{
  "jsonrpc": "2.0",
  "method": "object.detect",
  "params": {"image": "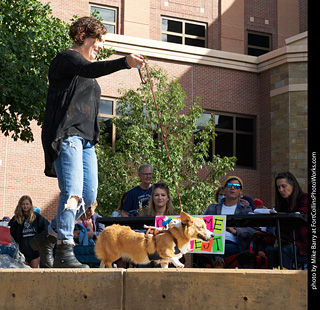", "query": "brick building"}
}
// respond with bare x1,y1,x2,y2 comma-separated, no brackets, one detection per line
0,0,308,220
